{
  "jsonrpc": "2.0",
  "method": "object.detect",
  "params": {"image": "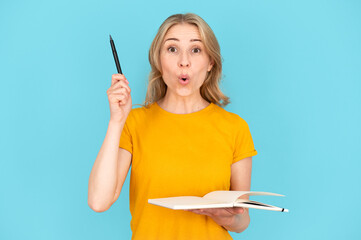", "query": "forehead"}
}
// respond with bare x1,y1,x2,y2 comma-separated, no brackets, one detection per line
164,23,201,41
